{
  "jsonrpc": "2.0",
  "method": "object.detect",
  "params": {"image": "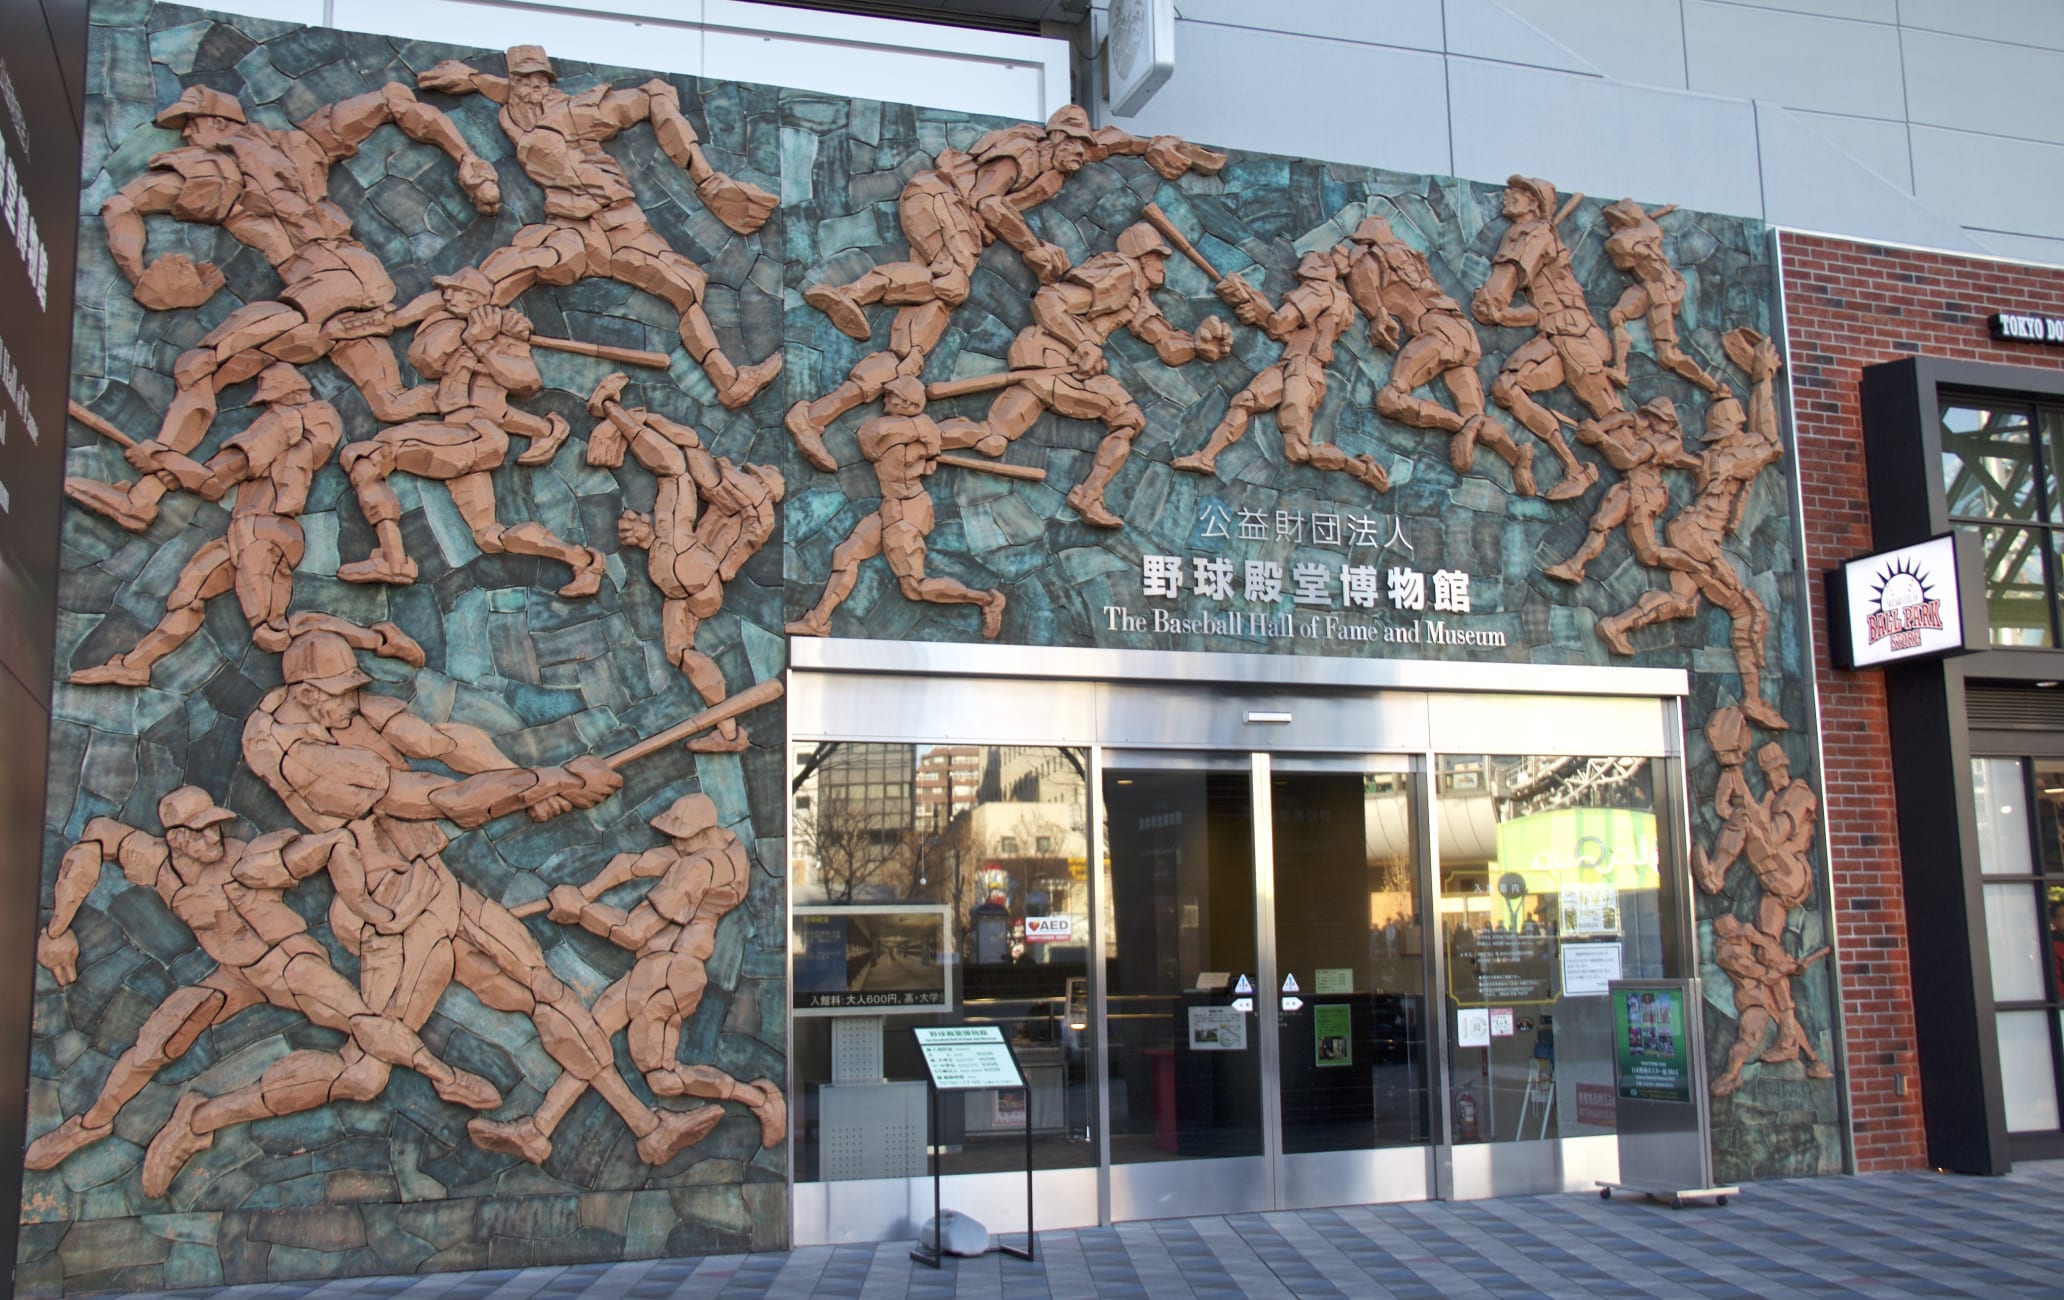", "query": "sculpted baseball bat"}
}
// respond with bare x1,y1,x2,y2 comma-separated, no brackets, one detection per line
936,453,1047,481
530,335,673,369
1141,202,1225,280
925,366,1073,400
603,676,786,771
69,401,136,449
